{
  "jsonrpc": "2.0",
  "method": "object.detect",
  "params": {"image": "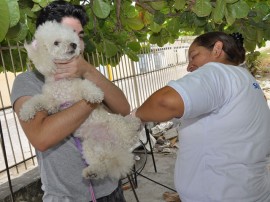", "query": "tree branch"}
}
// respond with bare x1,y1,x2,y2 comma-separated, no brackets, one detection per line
135,0,156,14
116,0,122,30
